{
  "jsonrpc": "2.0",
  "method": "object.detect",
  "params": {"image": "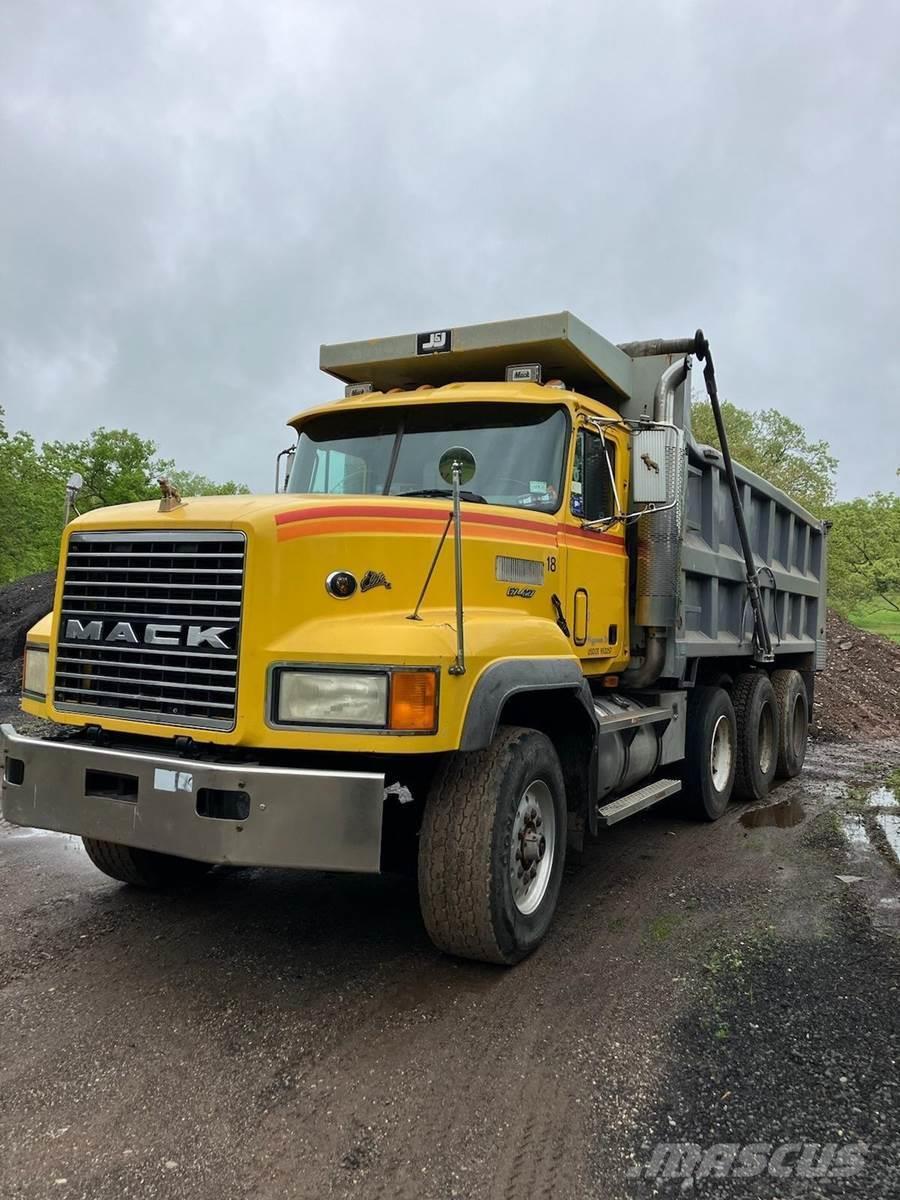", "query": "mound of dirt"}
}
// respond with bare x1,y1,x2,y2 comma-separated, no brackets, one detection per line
813,608,900,742
0,571,55,692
